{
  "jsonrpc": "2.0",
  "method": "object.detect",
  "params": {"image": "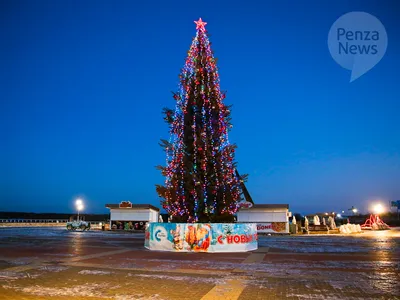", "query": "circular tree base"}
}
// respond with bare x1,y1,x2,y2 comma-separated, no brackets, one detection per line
145,223,258,252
